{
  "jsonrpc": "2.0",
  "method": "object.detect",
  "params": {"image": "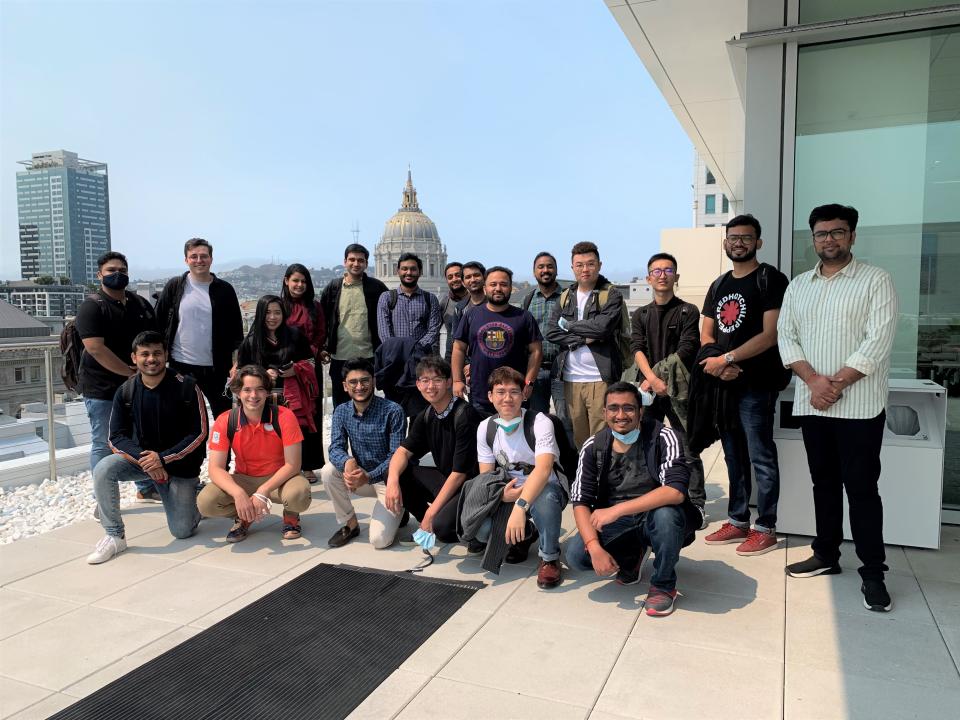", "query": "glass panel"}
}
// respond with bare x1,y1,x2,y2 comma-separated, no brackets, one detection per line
706,169,716,185
794,28,960,508
705,194,716,214
800,0,958,24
